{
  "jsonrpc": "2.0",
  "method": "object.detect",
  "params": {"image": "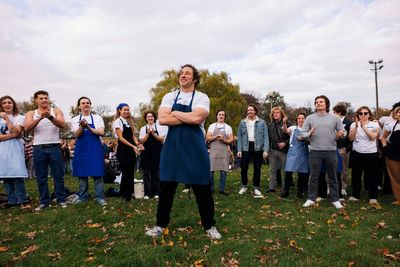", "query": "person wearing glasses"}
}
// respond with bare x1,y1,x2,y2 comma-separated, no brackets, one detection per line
348,106,380,205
